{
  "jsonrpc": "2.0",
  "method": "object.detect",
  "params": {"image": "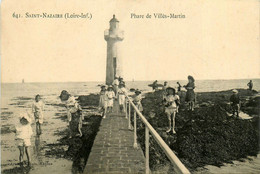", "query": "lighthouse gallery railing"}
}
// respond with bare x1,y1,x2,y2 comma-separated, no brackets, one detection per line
124,94,190,174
